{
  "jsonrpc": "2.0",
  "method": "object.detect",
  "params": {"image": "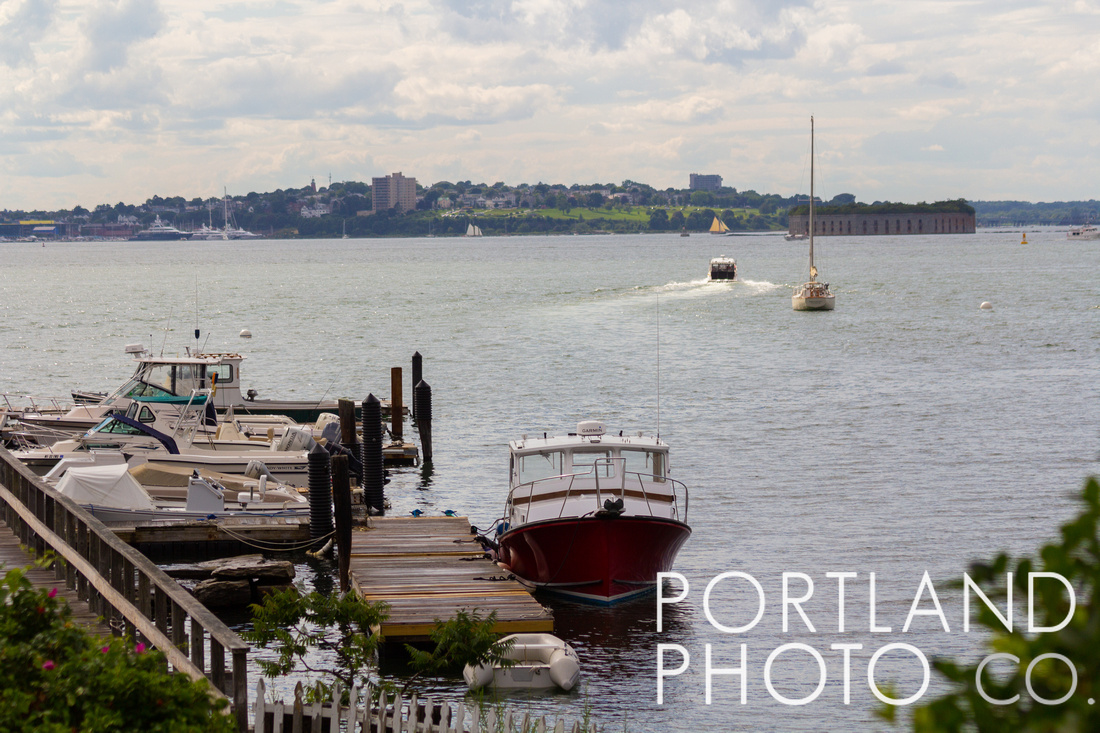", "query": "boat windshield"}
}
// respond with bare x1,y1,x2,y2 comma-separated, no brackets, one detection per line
571,448,613,478
93,418,145,435
515,451,563,485
621,448,665,480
